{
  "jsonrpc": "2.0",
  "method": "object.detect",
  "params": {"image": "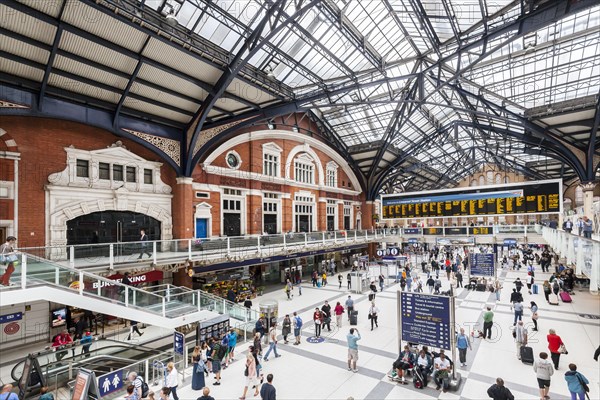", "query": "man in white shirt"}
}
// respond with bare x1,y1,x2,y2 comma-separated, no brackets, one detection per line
515,320,528,360
433,351,452,392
